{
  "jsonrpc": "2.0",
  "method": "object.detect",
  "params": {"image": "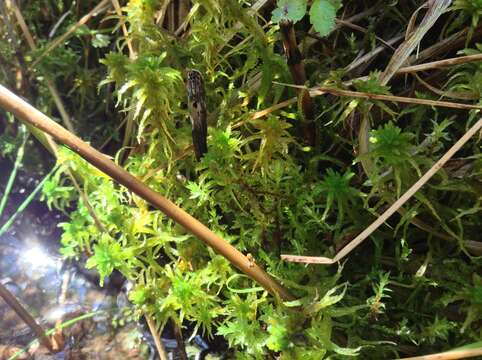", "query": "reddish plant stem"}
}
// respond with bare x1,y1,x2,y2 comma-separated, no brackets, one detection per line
0,283,53,351
279,20,316,147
